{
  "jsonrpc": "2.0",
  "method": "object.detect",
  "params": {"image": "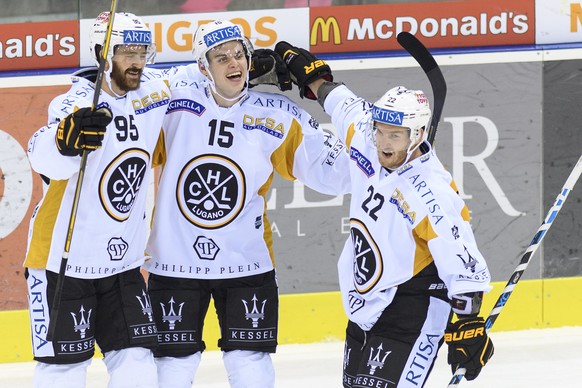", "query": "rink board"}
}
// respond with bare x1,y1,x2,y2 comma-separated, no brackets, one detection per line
1,277,581,363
